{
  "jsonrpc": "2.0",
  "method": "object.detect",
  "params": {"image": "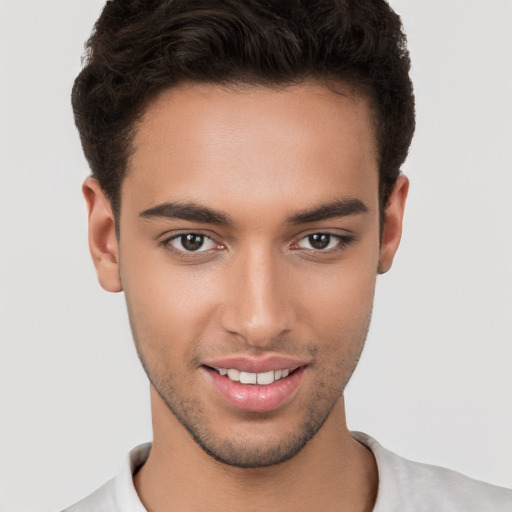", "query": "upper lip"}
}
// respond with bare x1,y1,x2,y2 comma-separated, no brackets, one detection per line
202,356,308,373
